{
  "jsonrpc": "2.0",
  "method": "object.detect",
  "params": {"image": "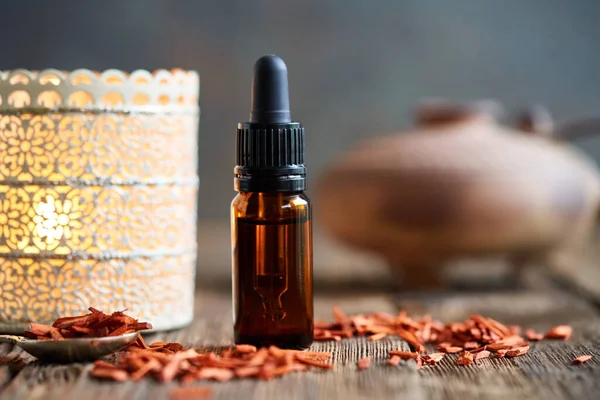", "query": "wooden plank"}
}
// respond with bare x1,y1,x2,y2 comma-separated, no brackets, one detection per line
3,287,599,400
0,347,24,393
1,252,599,399
391,288,600,400
0,290,415,400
